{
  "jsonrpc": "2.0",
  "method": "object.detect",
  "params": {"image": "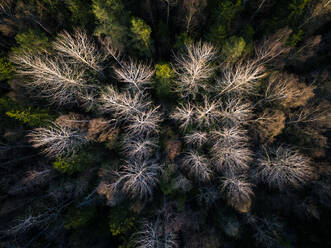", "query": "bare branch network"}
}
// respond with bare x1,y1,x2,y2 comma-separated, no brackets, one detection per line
173,41,217,98
253,146,315,191
28,123,88,158
11,27,312,217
